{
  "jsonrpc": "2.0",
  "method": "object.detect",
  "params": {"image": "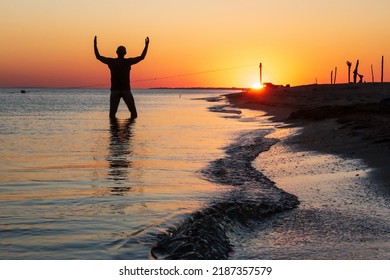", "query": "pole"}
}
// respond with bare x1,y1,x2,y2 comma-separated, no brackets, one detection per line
353,59,359,84
331,70,333,85
347,61,352,83
259,63,262,85
381,56,384,83
334,66,337,84
371,64,374,83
